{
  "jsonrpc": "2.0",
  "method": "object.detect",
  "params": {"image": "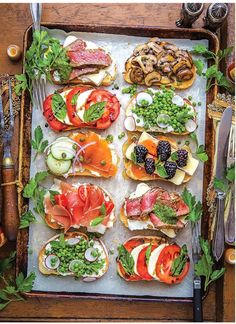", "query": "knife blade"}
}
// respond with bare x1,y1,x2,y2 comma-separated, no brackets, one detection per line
212,107,232,261
192,222,203,322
